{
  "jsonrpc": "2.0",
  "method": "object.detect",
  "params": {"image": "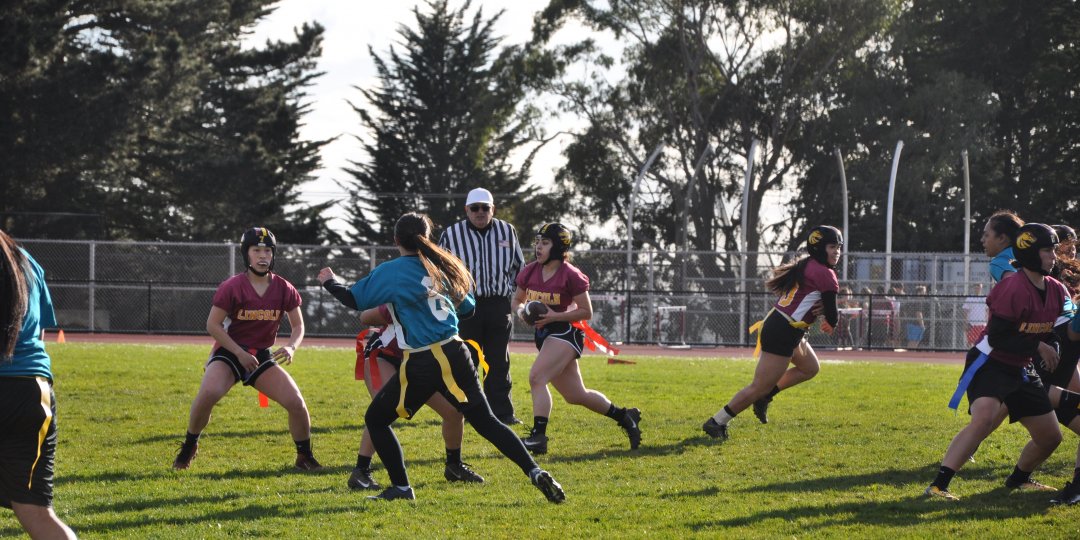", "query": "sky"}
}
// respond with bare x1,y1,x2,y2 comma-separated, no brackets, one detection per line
246,1,572,230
